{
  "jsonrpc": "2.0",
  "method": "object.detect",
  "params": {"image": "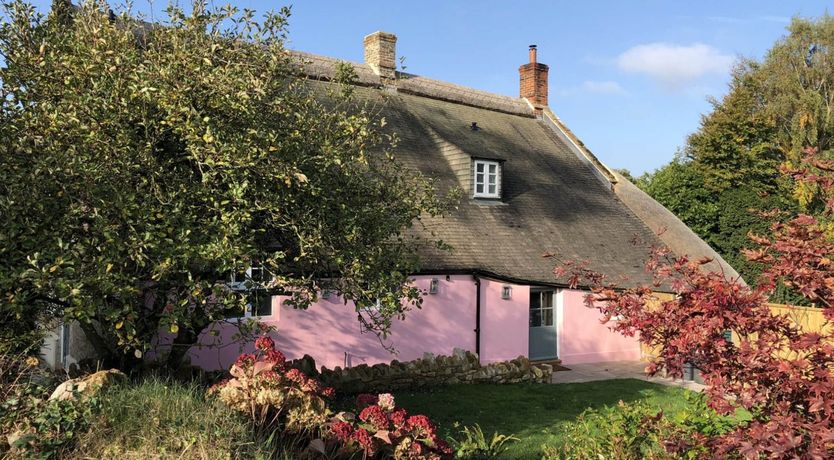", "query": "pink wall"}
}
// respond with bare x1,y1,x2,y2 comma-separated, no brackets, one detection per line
557,289,641,364
183,280,639,371
188,275,529,371
479,278,529,363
